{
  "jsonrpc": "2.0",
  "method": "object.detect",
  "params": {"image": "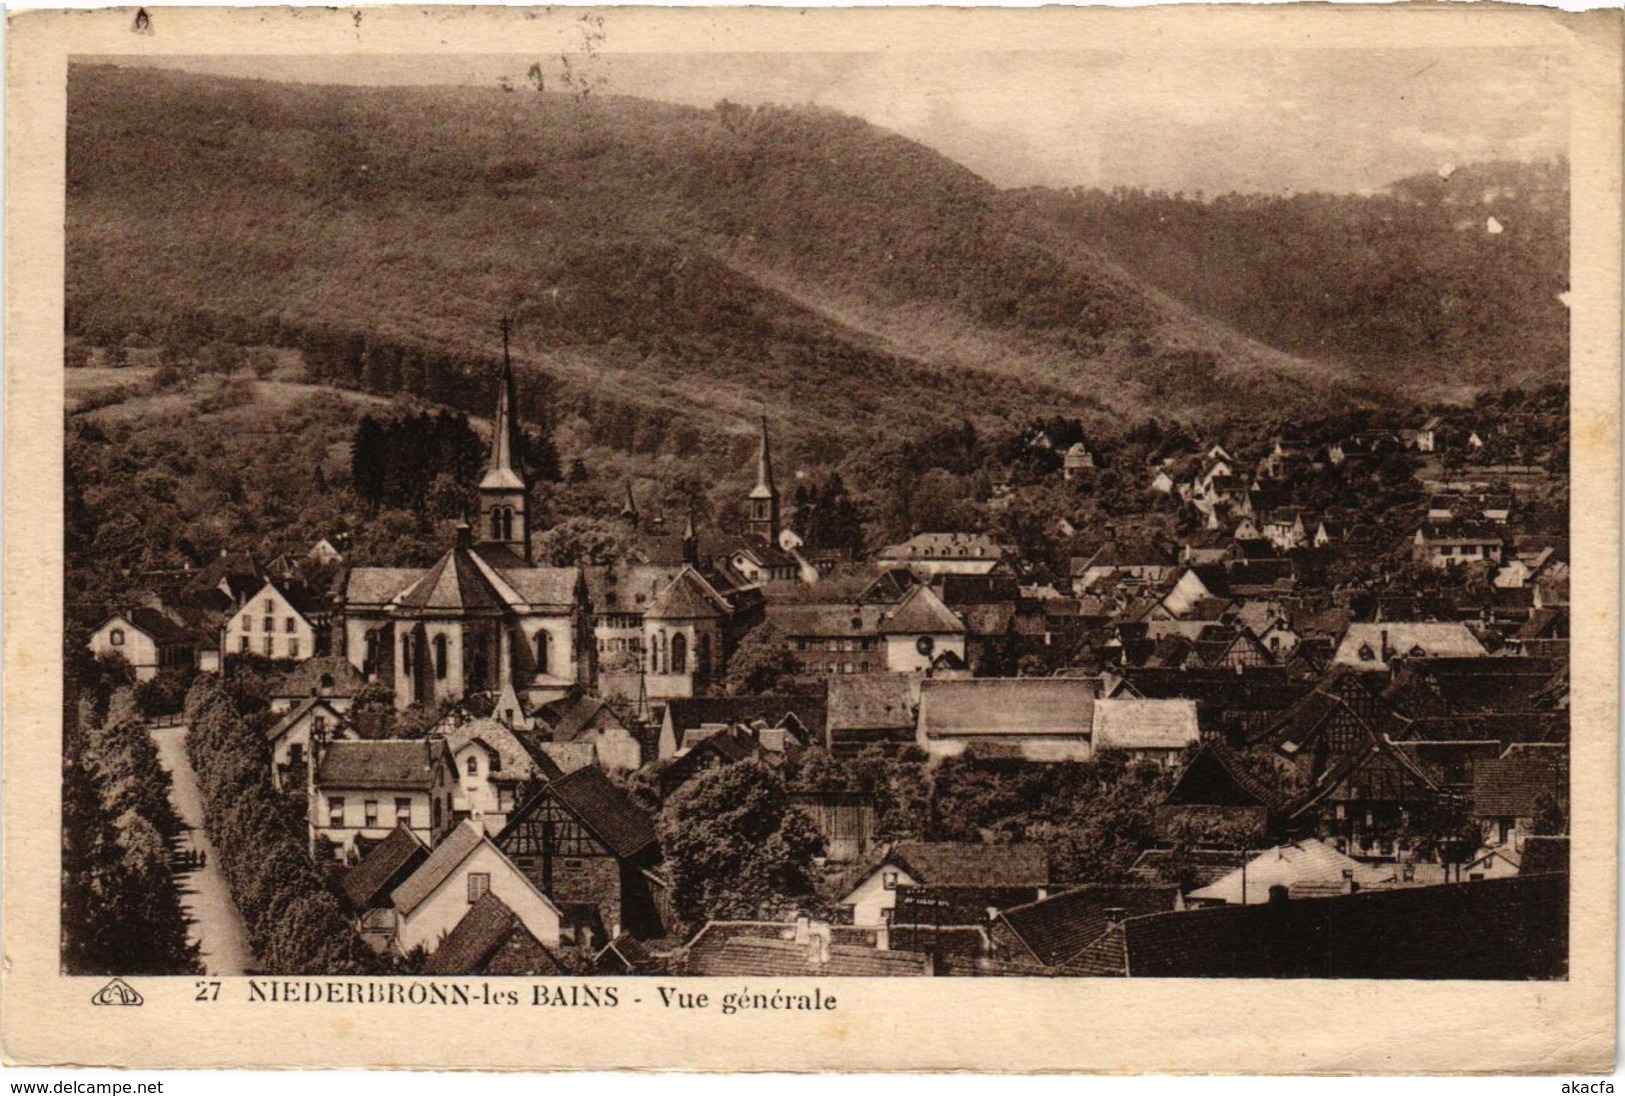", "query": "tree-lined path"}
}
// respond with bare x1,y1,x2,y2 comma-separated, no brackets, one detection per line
151,725,255,975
